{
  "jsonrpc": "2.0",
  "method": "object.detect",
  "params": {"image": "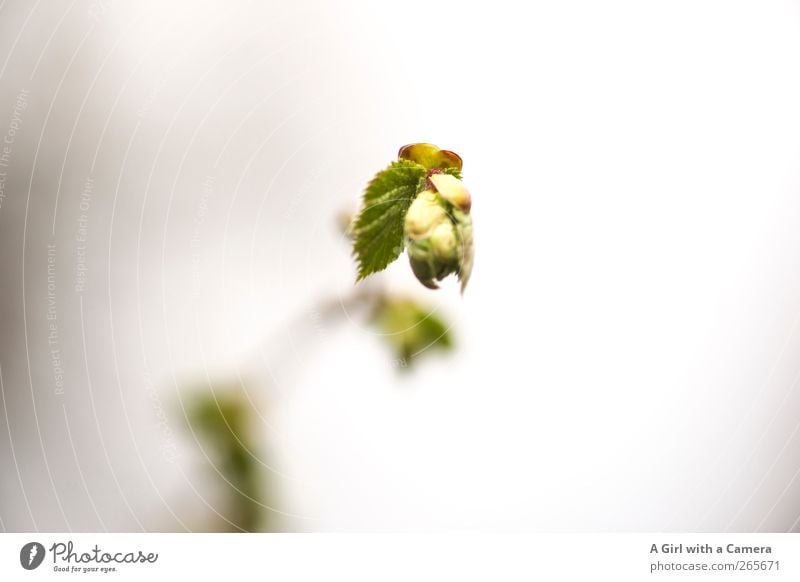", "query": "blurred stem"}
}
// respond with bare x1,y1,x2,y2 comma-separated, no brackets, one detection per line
183,216,453,531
